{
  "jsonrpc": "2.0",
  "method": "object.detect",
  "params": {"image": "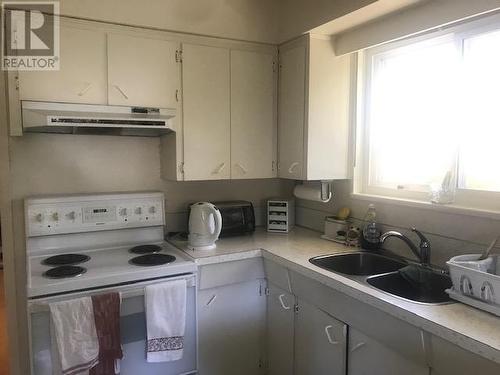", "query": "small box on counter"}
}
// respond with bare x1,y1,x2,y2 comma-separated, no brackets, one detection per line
267,198,295,233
